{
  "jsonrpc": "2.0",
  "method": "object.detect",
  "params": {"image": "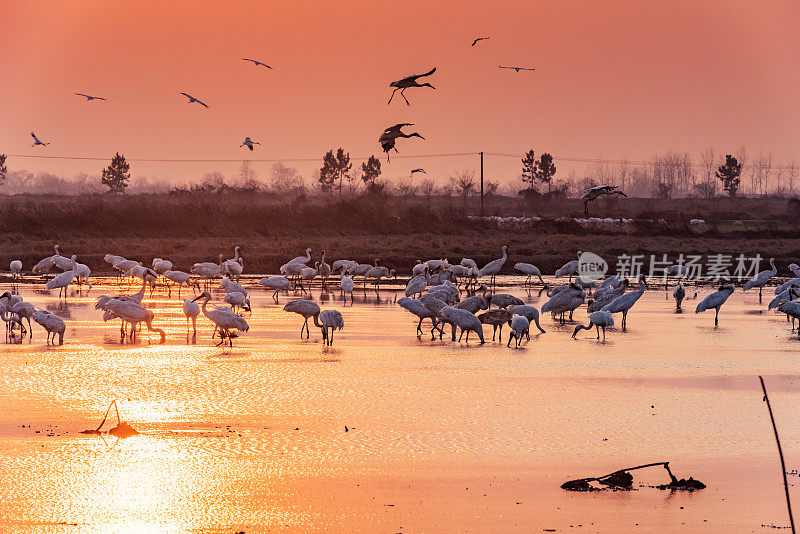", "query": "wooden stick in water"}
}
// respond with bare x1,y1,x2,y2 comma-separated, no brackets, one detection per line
759,375,796,534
